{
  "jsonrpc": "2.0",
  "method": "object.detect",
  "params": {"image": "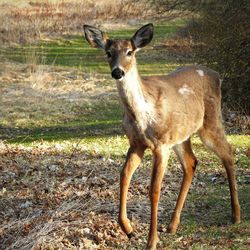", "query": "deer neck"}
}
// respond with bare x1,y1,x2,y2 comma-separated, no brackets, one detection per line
116,66,155,127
